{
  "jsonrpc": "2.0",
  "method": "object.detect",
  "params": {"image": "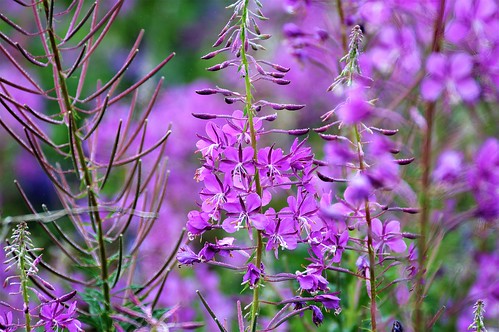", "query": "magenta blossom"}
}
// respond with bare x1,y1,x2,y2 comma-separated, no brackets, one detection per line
371,219,407,254
38,301,82,332
222,193,269,233
335,86,373,125
314,292,341,311
433,150,463,183
242,263,264,289
421,52,480,103
264,209,299,258
296,264,329,293
309,305,323,326
0,312,14,332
